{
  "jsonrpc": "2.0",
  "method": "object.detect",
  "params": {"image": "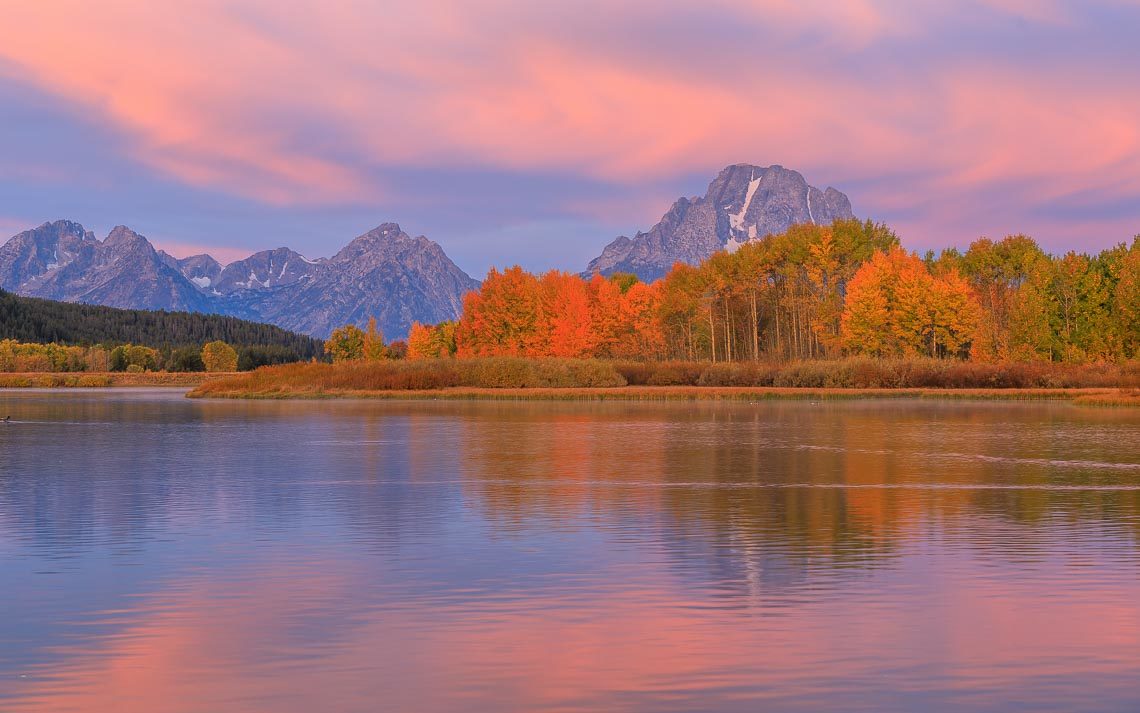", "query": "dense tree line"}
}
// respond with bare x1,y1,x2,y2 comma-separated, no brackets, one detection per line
404,221,1140,363
0,288,324,367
